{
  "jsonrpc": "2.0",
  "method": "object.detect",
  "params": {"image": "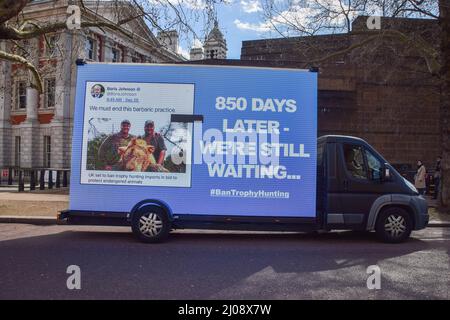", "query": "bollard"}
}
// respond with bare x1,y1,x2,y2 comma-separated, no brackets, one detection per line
8,167,12,185
48,170,53,189
30,170,36,191
63,170,68,187
56,170,61,188
18,170,24,192
40,169,45,190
